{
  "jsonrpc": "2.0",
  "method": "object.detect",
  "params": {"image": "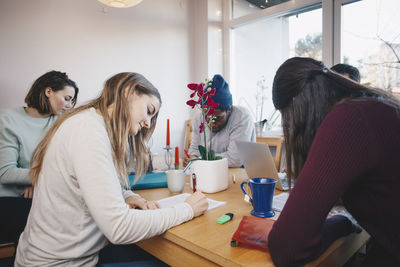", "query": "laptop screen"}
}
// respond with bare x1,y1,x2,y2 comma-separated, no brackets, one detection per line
236,140,288,191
